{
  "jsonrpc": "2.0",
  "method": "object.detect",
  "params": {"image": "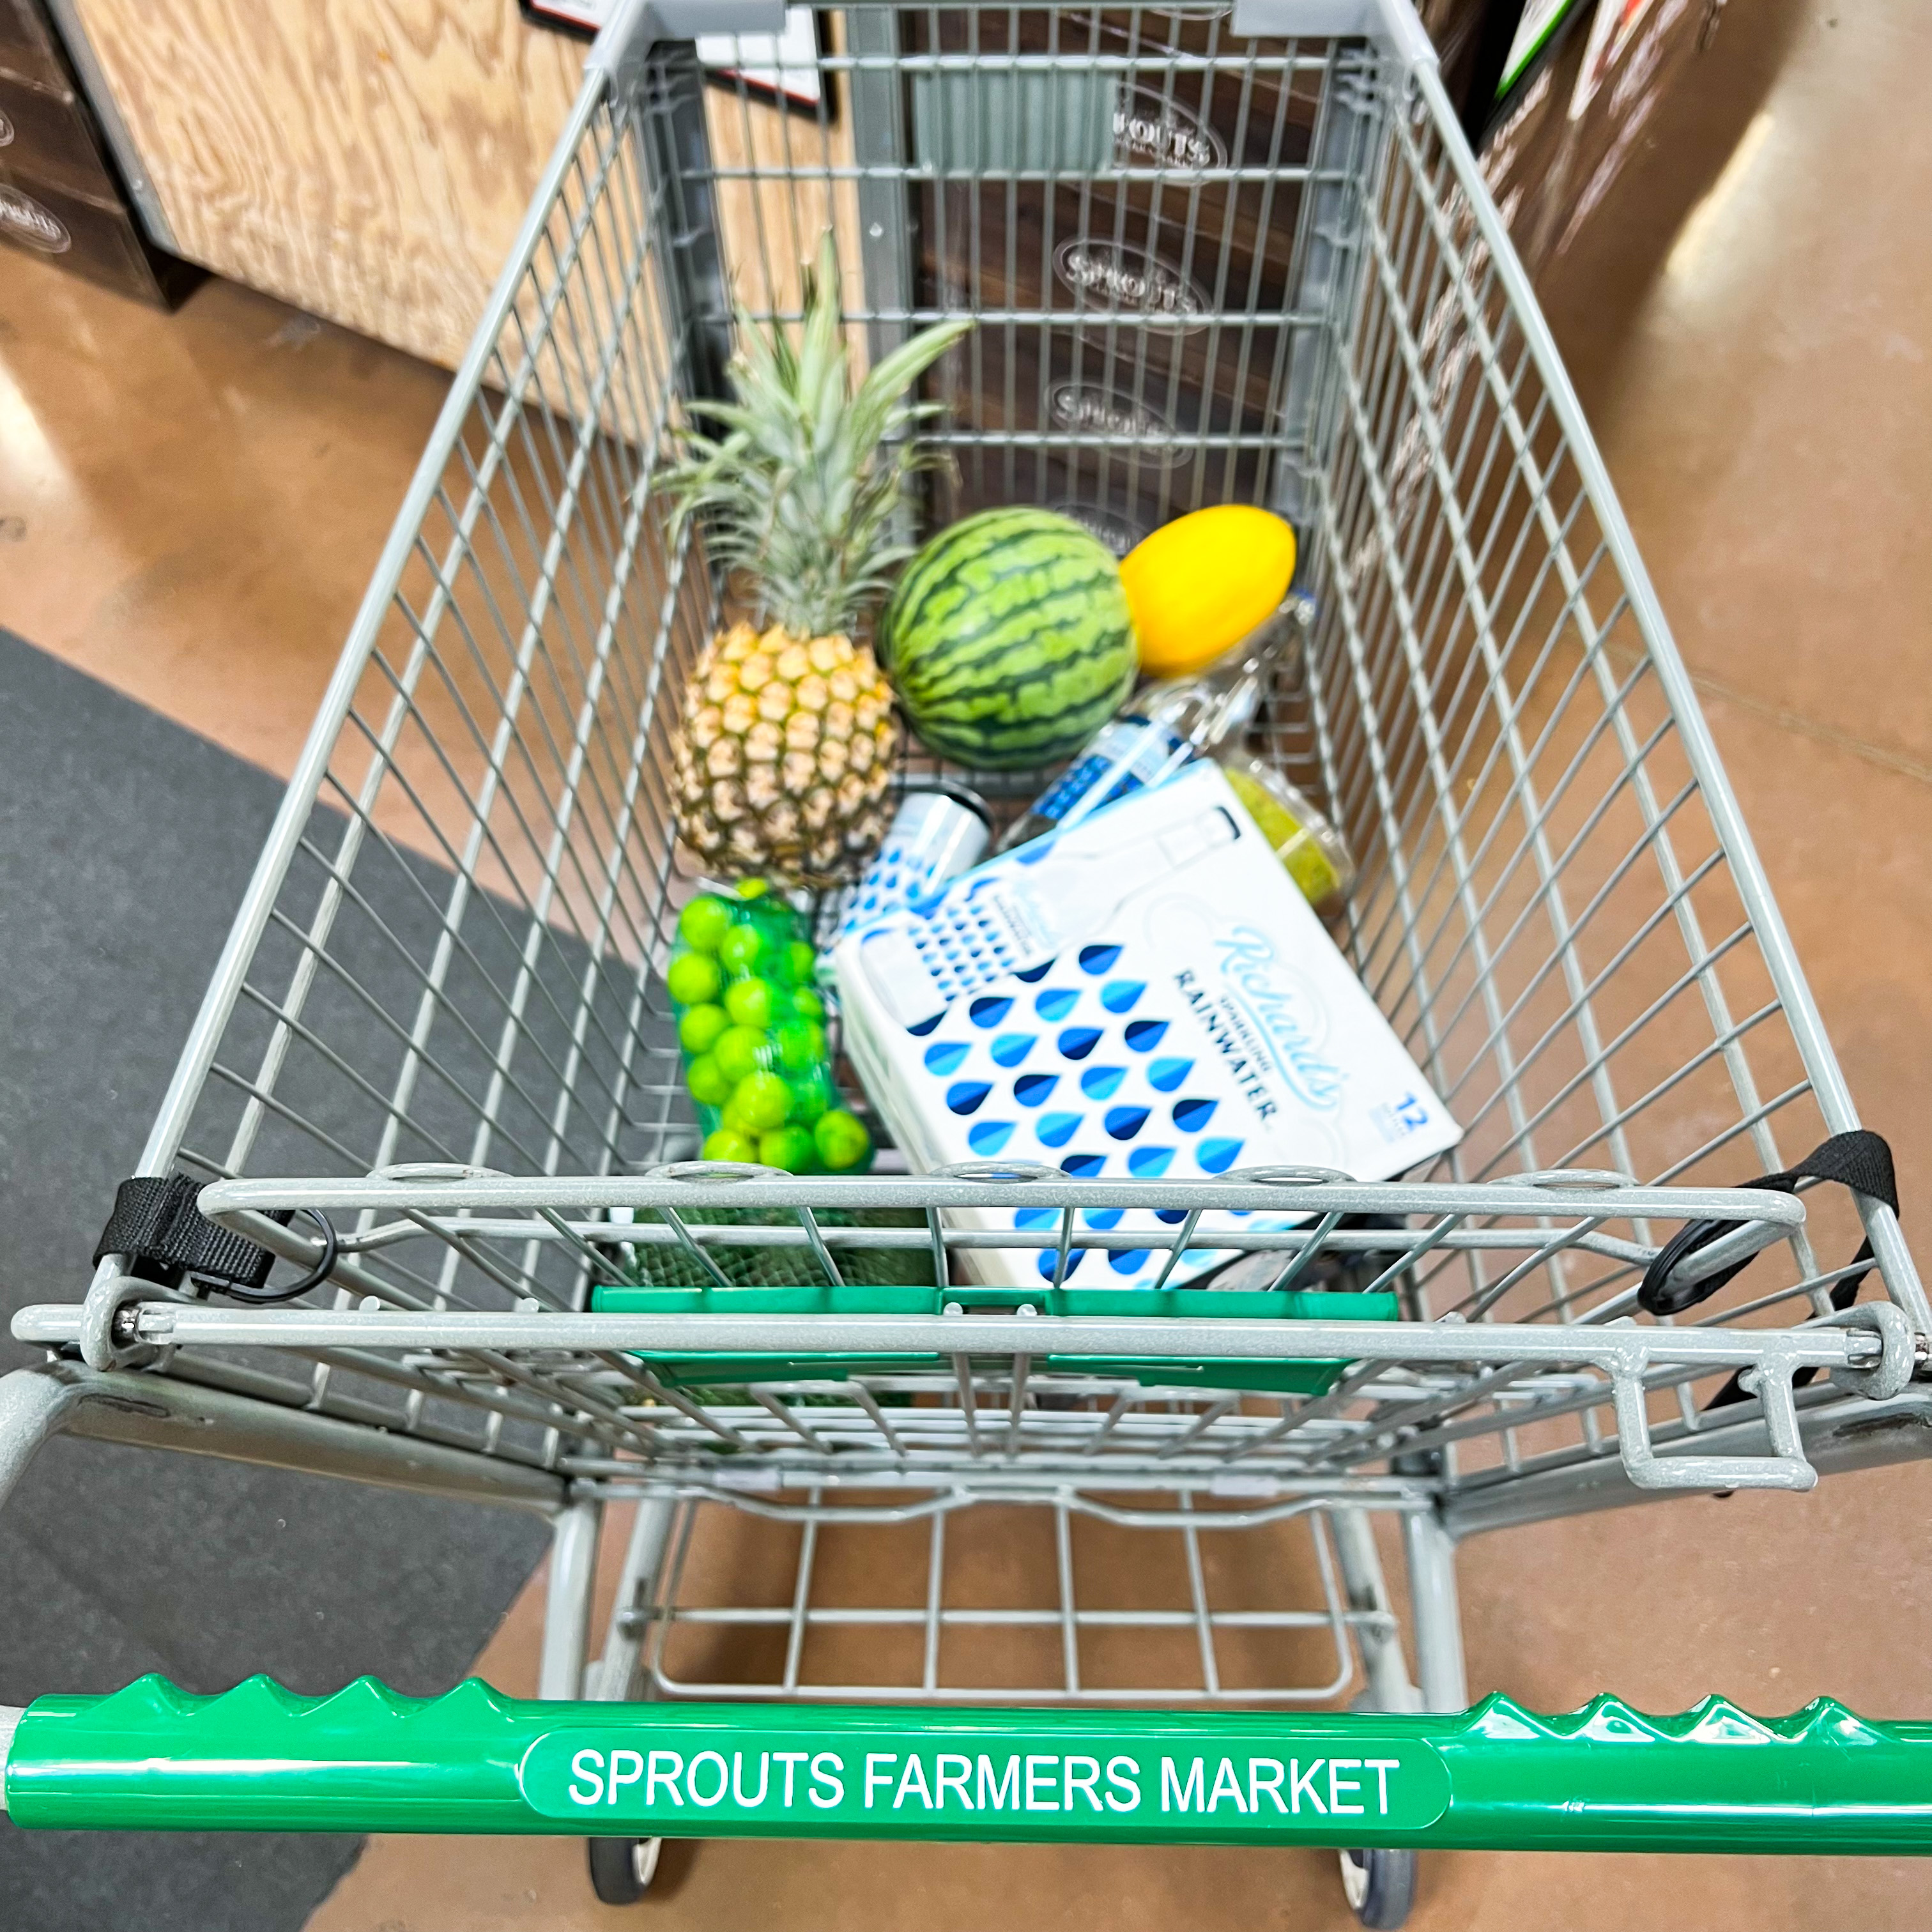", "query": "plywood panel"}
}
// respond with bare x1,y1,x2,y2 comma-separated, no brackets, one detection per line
69,0,586,369
700,14,866,350
70,0,866,379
